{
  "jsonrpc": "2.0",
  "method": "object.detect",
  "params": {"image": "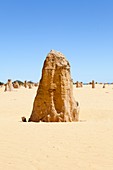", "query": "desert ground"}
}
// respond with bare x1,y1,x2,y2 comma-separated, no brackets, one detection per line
0,84,113,170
